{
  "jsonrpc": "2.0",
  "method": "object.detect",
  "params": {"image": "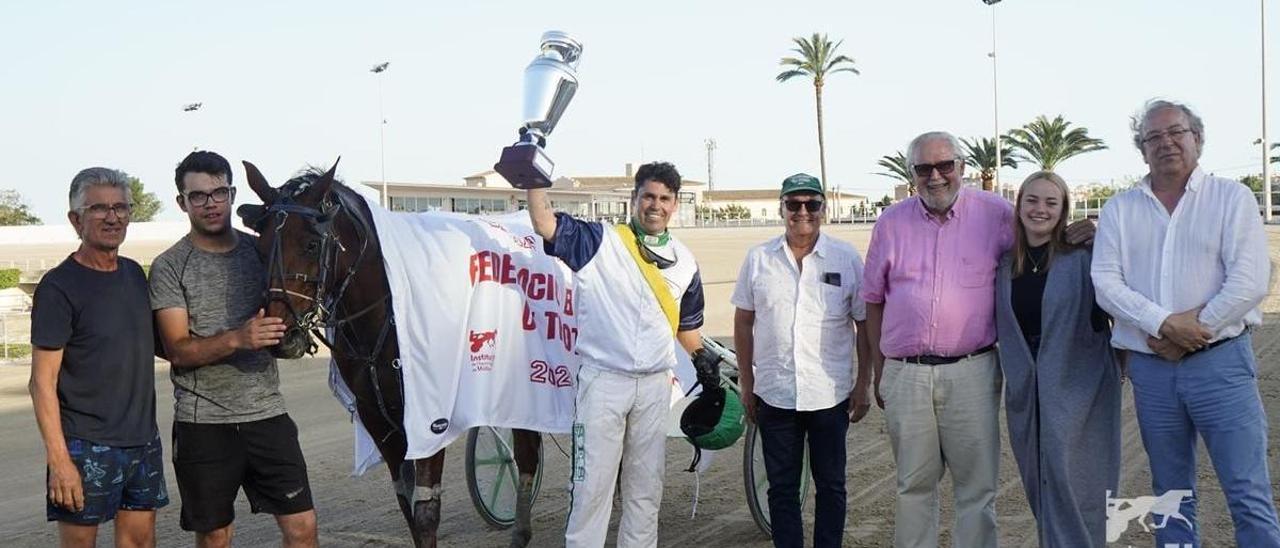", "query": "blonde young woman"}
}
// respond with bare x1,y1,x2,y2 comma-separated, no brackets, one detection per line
994,171,1121,547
